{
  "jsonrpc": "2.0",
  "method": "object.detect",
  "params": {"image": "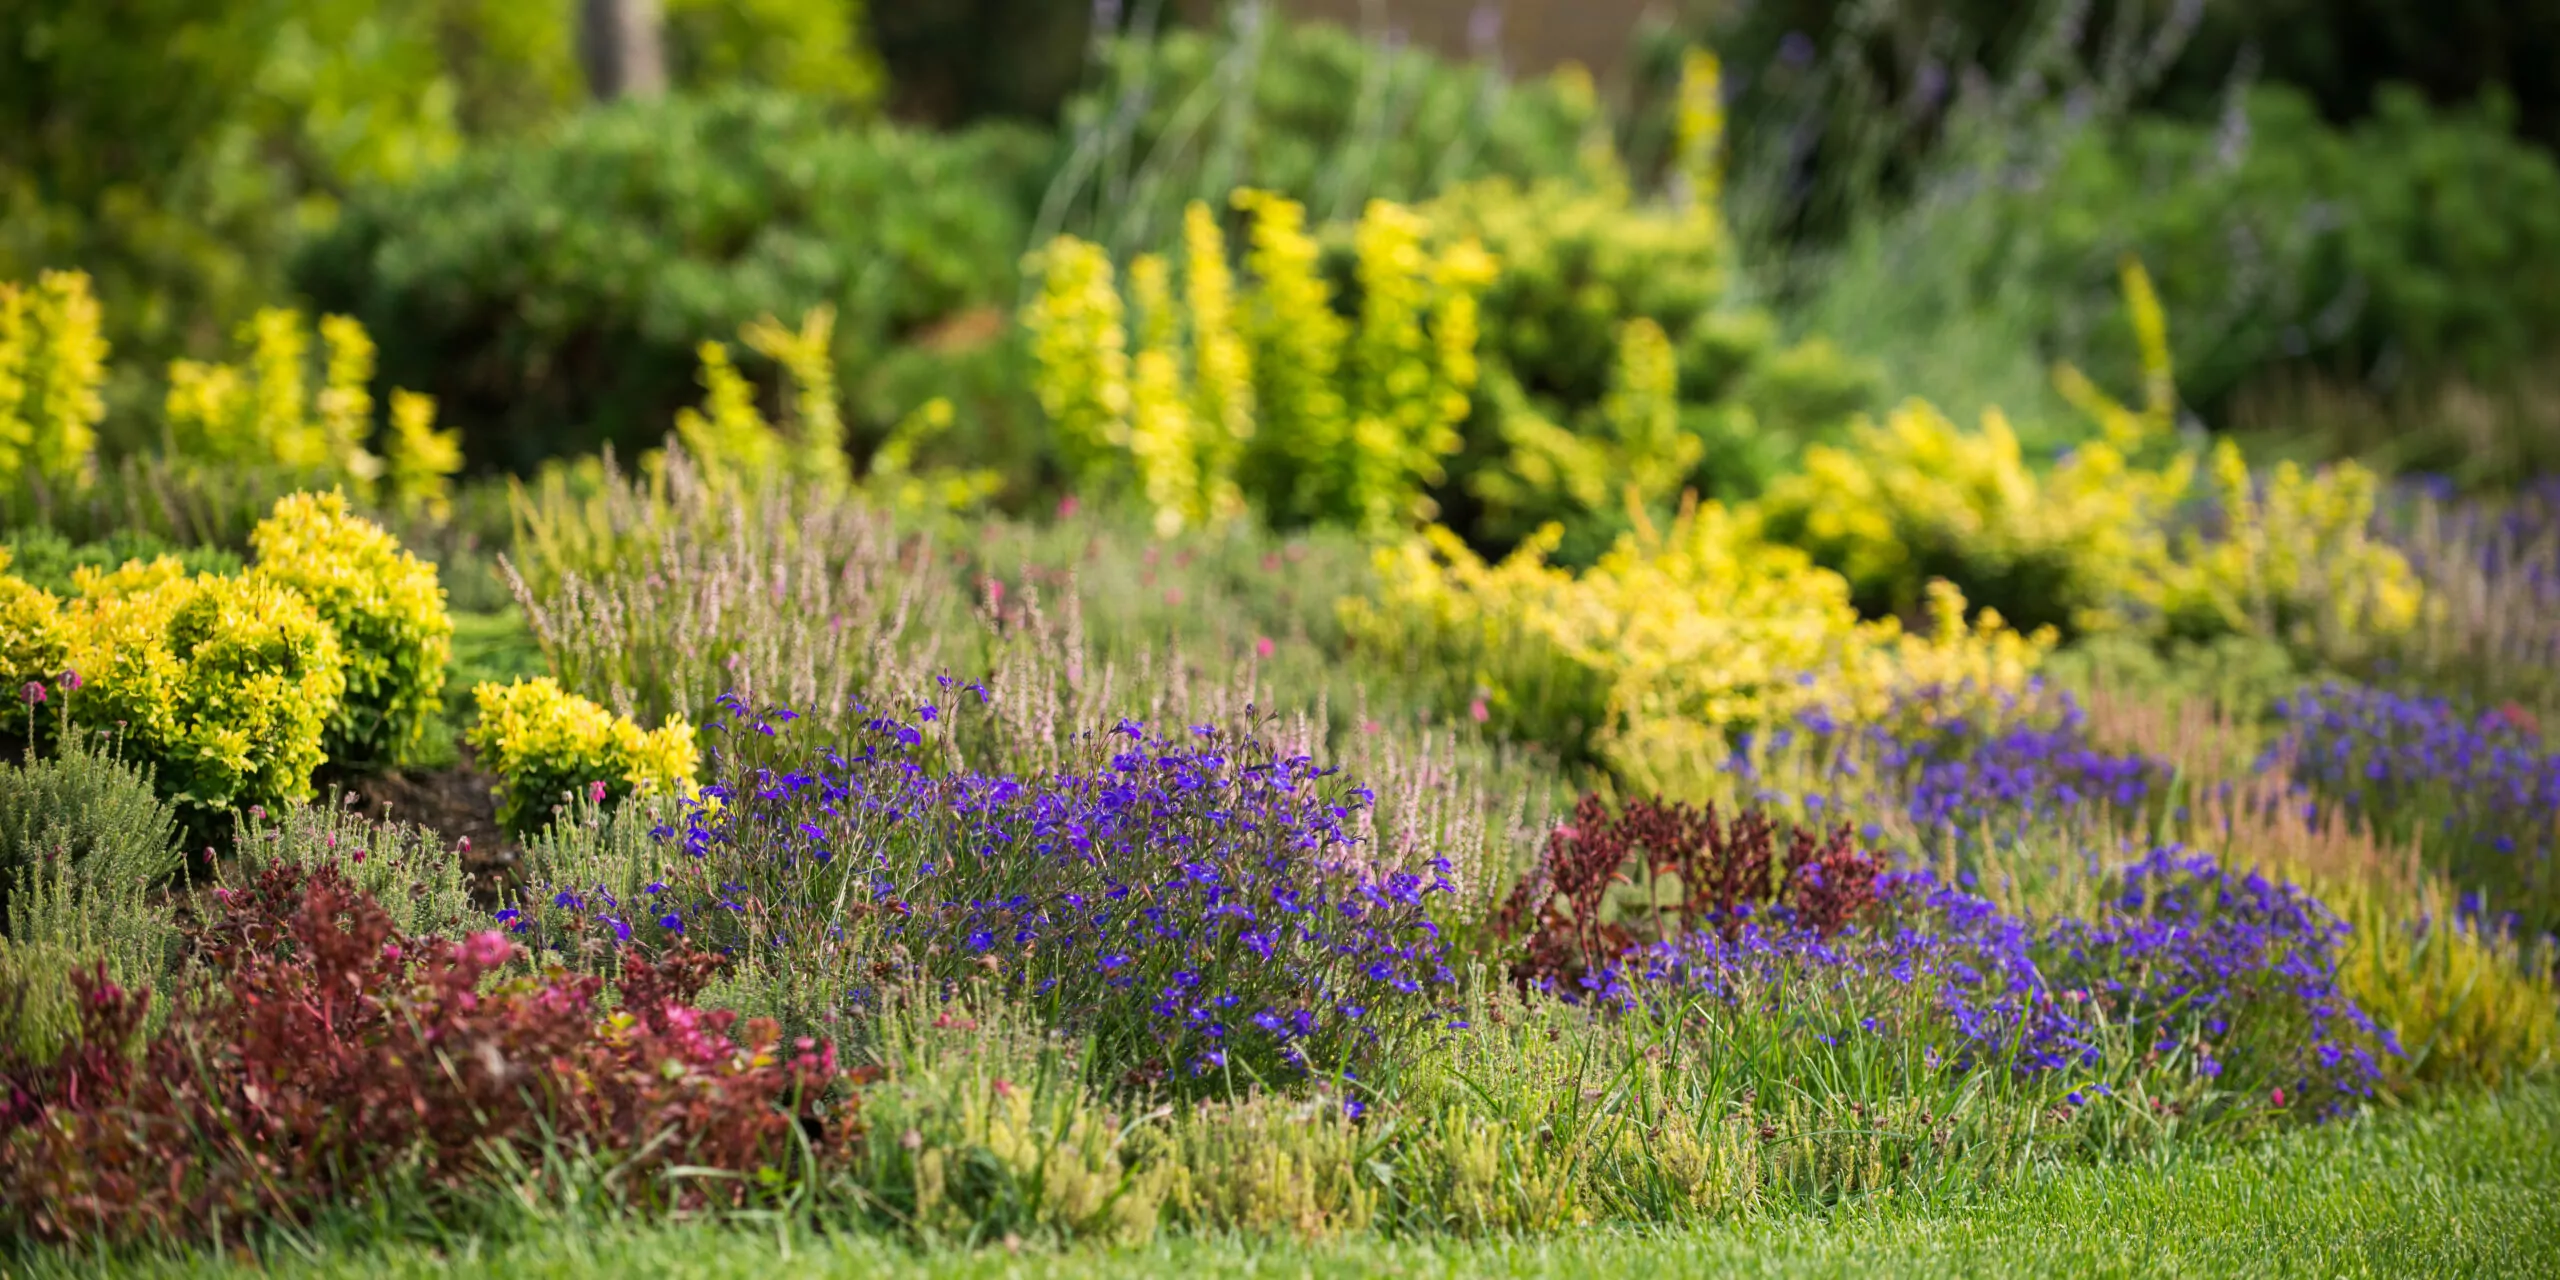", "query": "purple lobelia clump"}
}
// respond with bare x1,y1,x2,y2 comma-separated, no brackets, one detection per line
2272,681,2559,933
1882,699,2162,833
1572,845,2387,1114
507,689,1461,1090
